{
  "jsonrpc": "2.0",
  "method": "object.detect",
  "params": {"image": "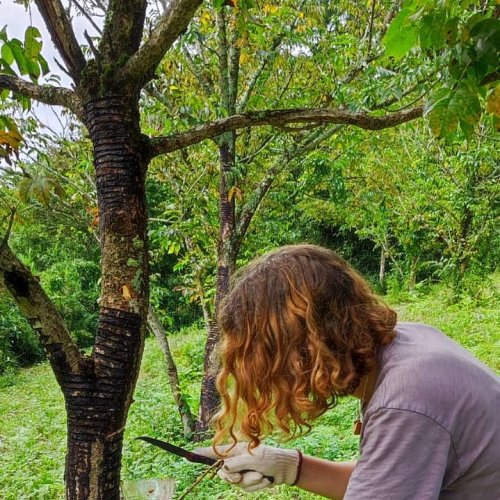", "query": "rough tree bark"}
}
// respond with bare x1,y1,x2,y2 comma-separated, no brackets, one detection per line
1,0,203,497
